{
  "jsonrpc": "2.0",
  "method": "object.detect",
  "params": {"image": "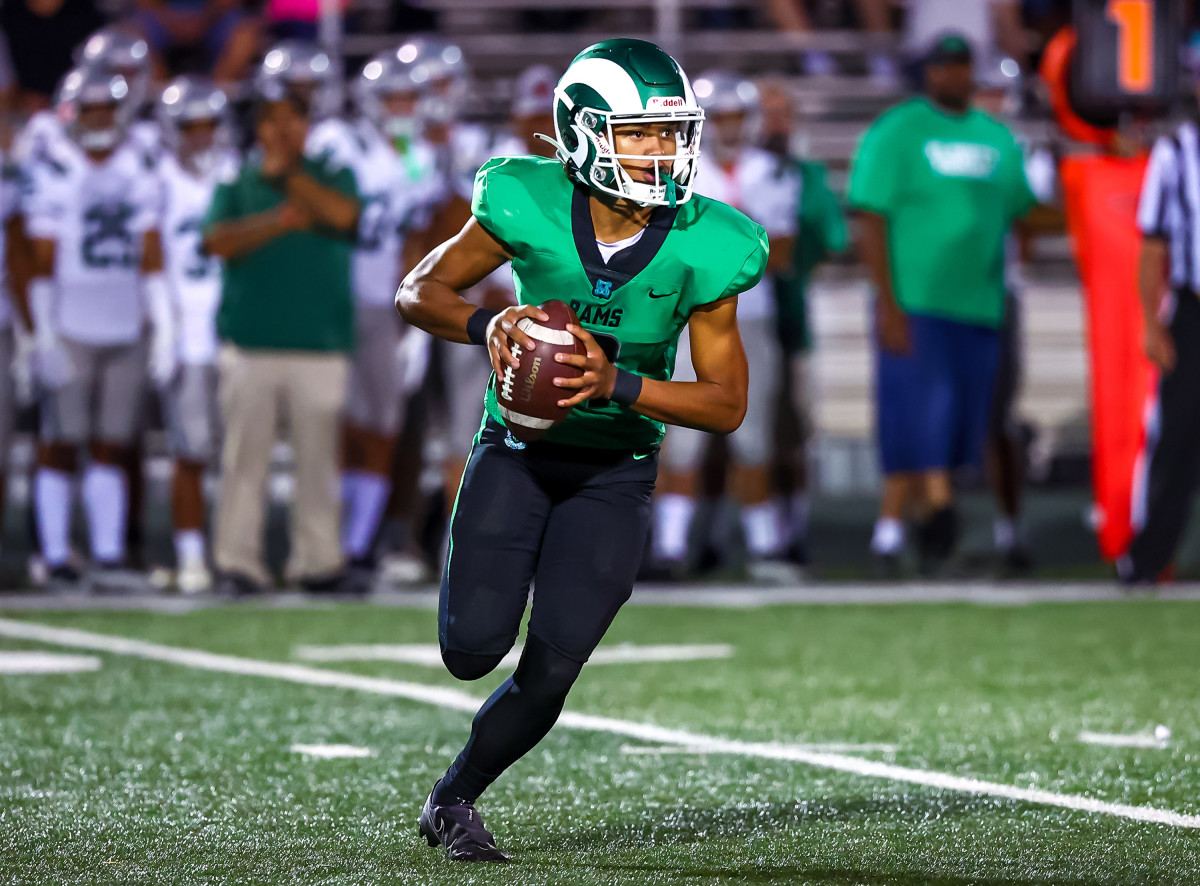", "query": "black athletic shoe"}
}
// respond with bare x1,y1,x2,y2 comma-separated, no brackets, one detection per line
216,571,265,598
47,562,83,586
418,792,509,863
